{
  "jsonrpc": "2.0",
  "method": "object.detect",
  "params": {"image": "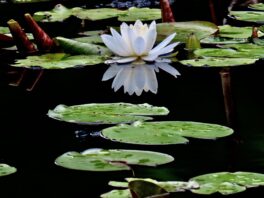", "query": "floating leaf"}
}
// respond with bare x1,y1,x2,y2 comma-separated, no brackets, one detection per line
190,172,264,195
117,7,161,22
194,44,264,58
248,3,264,11
55,36,111,55
157,21,218,43
128,180,169,198
201,36,248,45
102,121,233,145
74,36,103,44
229,11,264,24
33,4,125,22
11,53,105,69
0,27,10,34
180,58,258,67
102,178,198,198
0,164,17,177
101,189,131,198
55,149,174,171
48,103,169,125
218,25,264,39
